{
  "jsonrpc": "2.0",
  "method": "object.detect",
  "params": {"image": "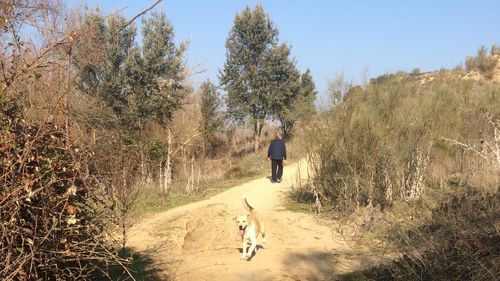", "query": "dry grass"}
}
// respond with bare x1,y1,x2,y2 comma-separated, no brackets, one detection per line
130,143,273,219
